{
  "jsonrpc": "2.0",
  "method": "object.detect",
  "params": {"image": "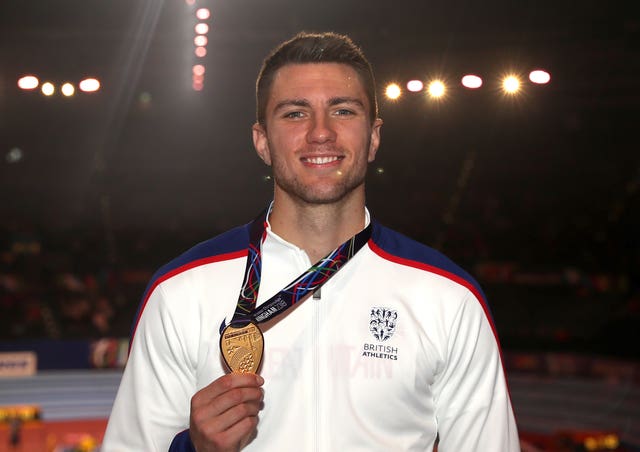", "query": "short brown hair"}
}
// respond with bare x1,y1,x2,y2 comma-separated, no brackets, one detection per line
255,31,378,125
